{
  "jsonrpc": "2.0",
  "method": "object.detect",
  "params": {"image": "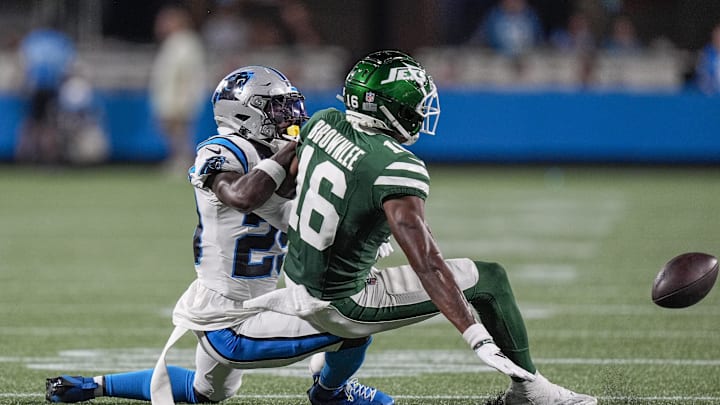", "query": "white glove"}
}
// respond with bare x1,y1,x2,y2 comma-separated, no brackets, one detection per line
463,324,536,381
376,241,394,259
474,341,536,381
